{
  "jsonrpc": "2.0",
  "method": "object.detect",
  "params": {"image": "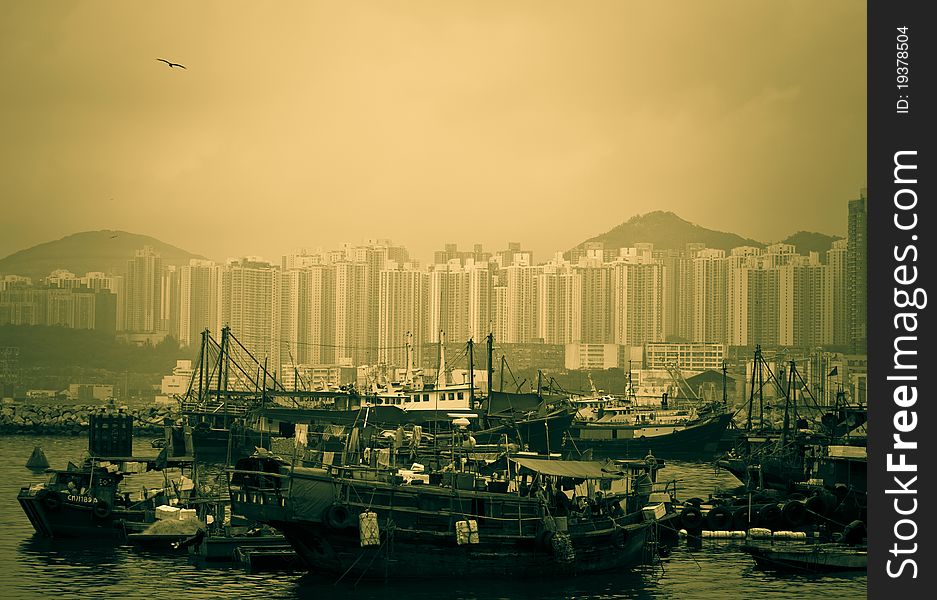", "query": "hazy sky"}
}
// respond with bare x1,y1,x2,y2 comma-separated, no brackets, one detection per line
0,1,865,265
